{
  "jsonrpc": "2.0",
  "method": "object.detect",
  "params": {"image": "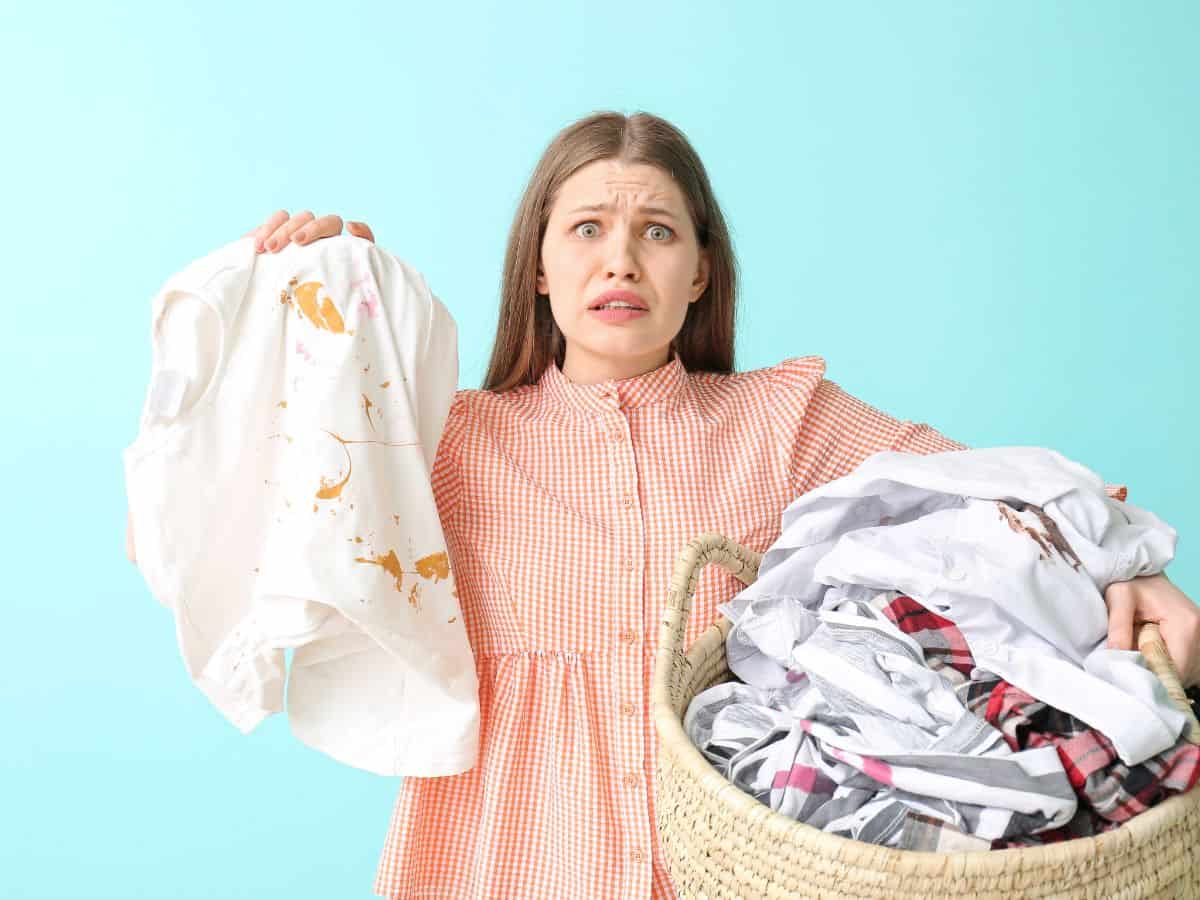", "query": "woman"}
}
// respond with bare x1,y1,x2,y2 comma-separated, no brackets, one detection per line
146,110,1200,898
